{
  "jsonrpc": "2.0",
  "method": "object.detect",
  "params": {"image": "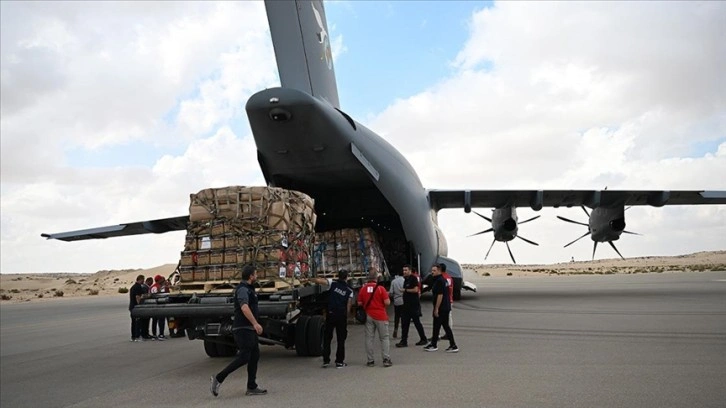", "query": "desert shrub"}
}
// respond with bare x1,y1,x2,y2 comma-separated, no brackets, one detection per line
118,287,129,293
10,289,20,293
483,272,490,277
113,277,120,282
1,294,11,300
54,290,64,297
506,272,513,276
88,289,99,296
37,293,44,298
65,278,77,284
